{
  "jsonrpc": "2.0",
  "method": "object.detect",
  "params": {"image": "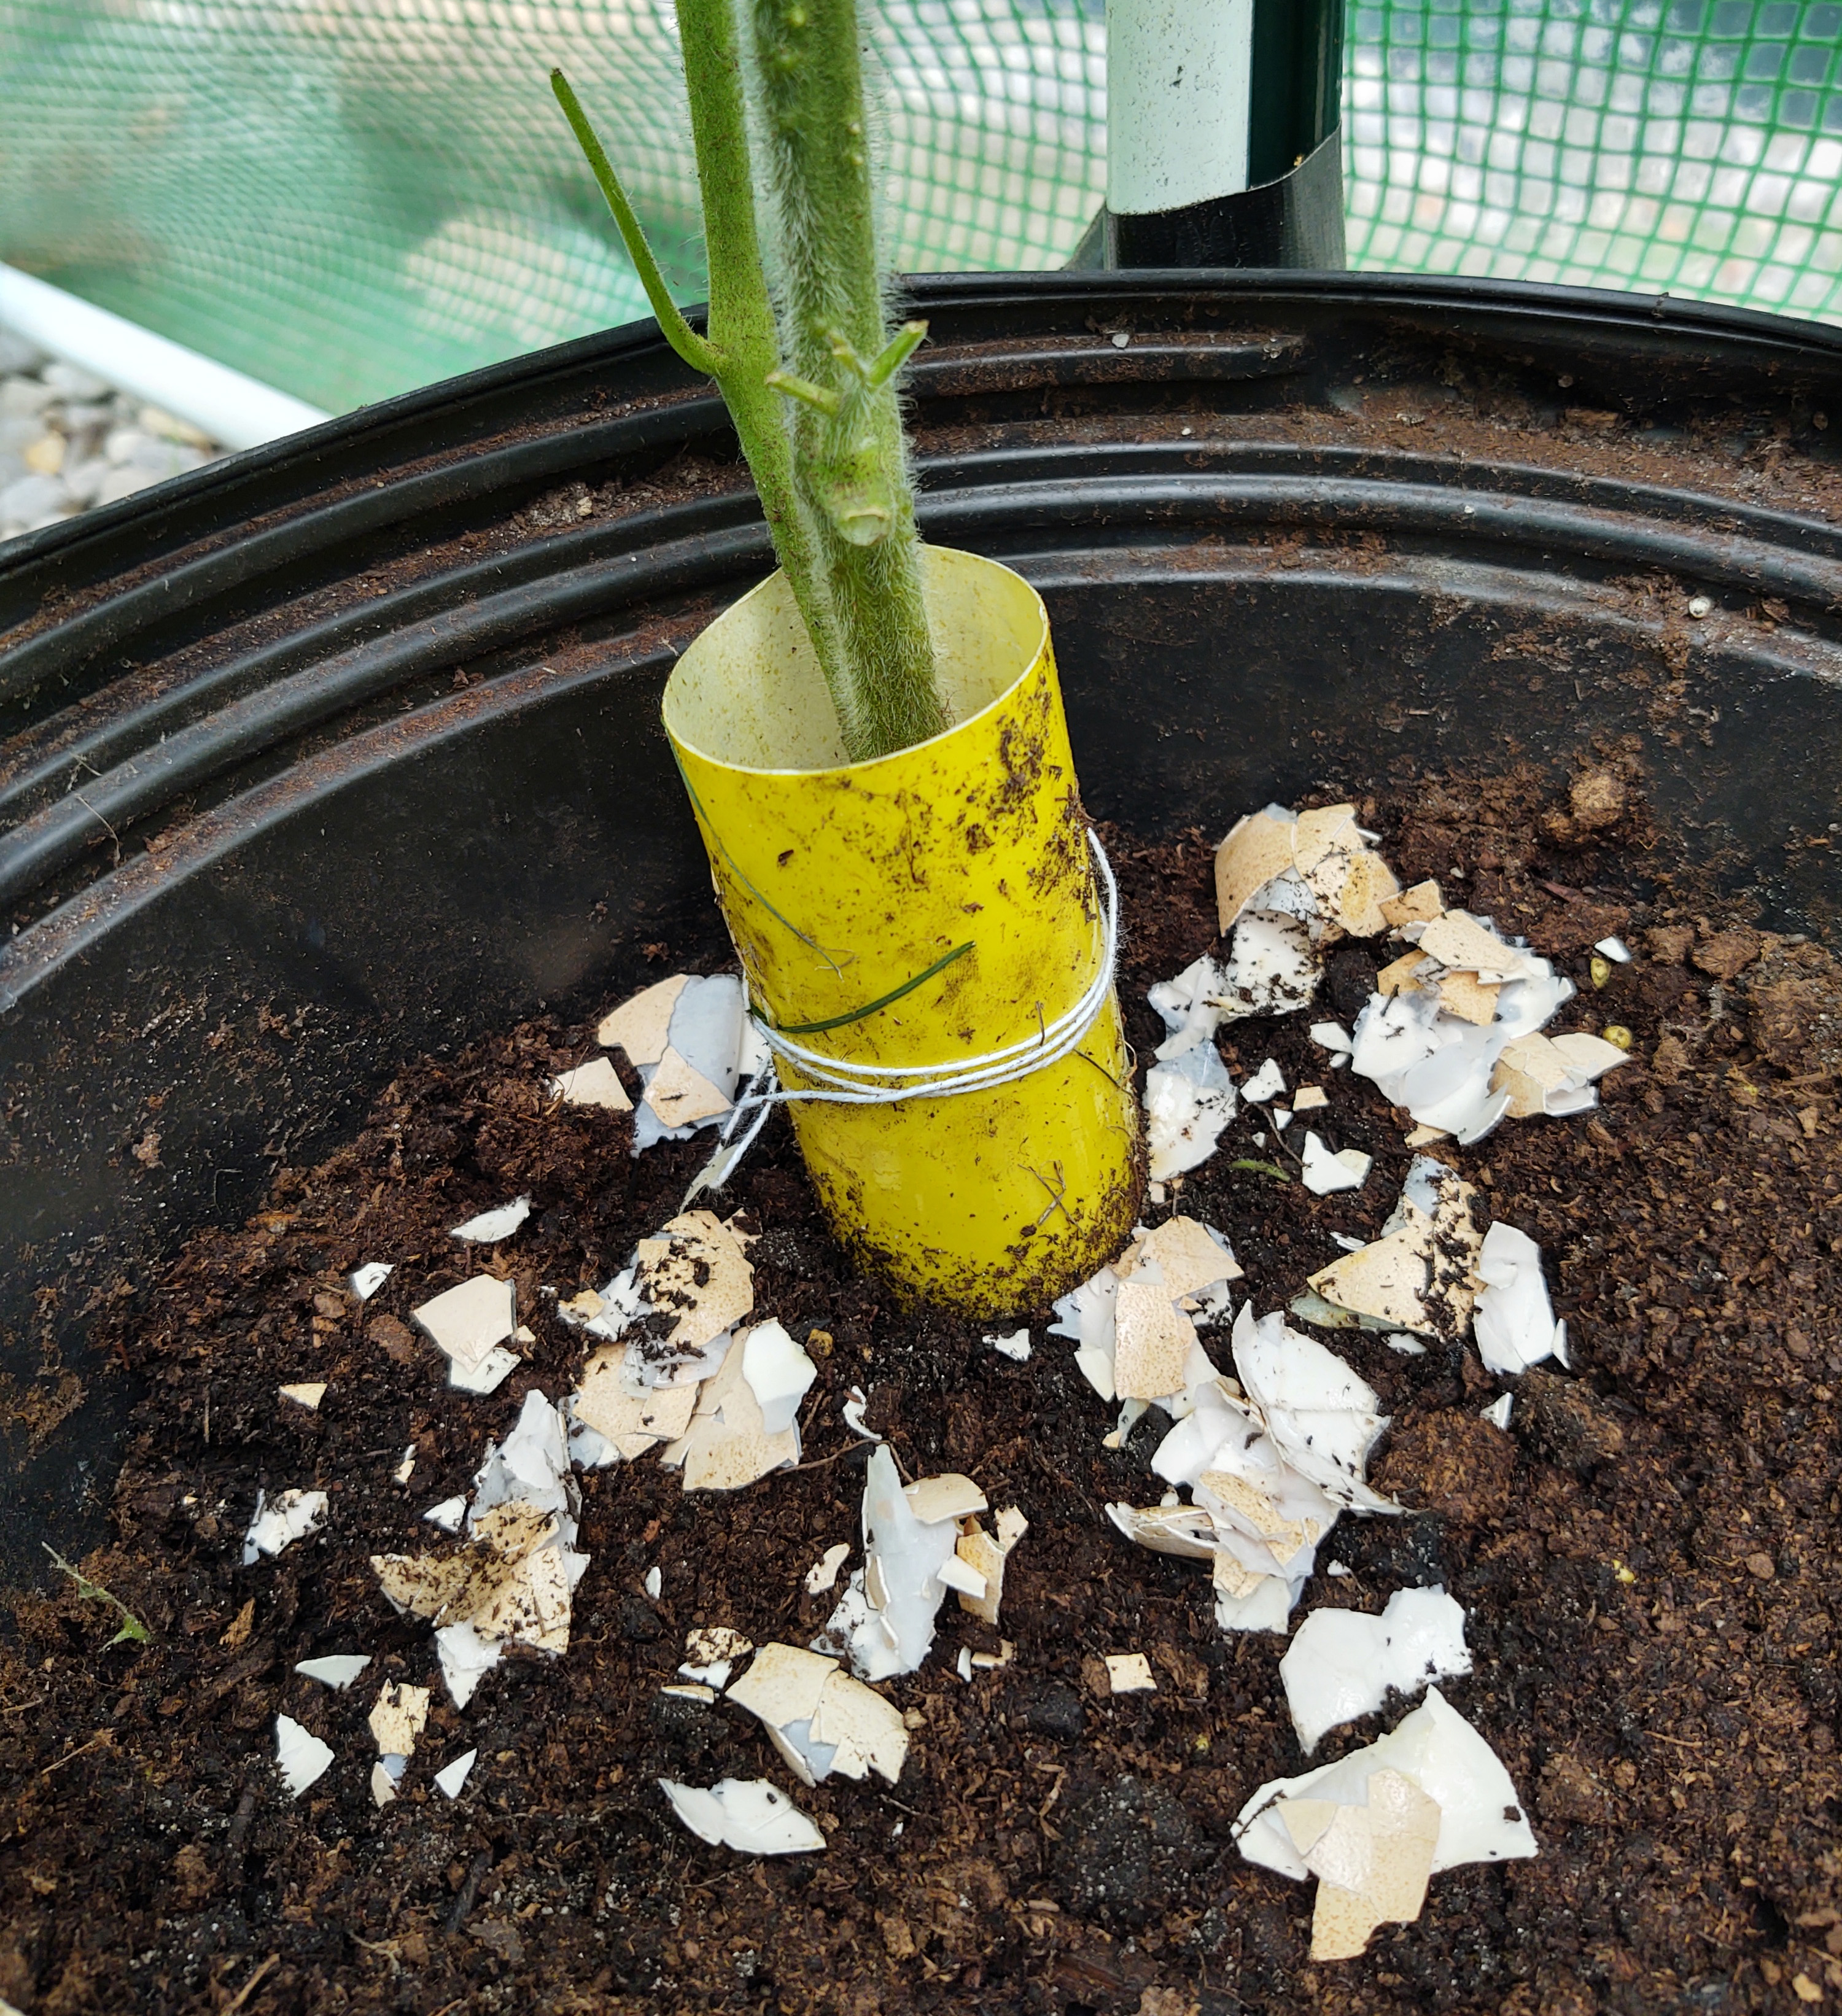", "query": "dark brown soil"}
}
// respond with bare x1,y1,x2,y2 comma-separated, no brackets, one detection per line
2,771,1839,2016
